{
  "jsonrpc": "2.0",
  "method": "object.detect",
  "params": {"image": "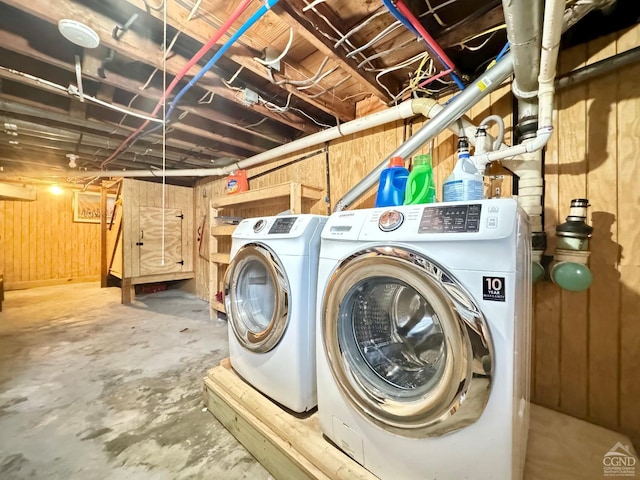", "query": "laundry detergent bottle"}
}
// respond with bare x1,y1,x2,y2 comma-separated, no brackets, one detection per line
442,137,484,202
404,153,437,205
375,156,409,208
